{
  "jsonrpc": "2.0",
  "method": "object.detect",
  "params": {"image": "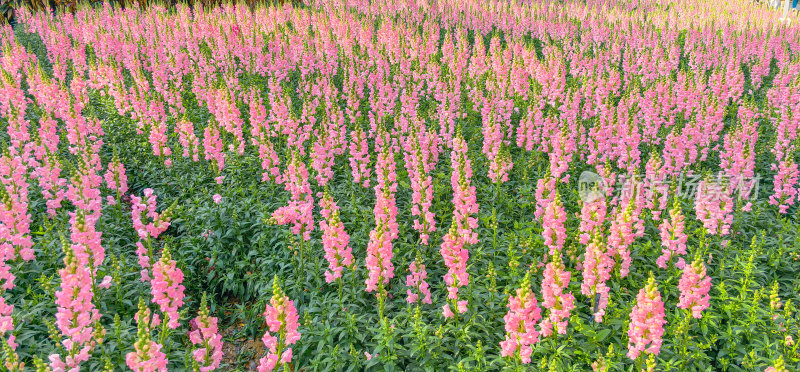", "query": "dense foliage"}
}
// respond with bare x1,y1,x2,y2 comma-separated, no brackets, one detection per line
0,0,799,370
